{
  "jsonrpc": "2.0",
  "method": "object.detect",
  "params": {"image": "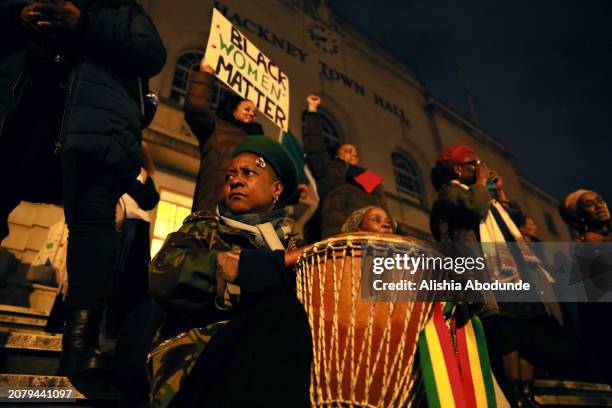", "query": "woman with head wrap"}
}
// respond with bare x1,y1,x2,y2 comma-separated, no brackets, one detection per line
147,136,311,408
184,63,265,213
560,189,611,242
302,94,386,240
341,206,395,234
430,145,573,406
560,189,612,385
